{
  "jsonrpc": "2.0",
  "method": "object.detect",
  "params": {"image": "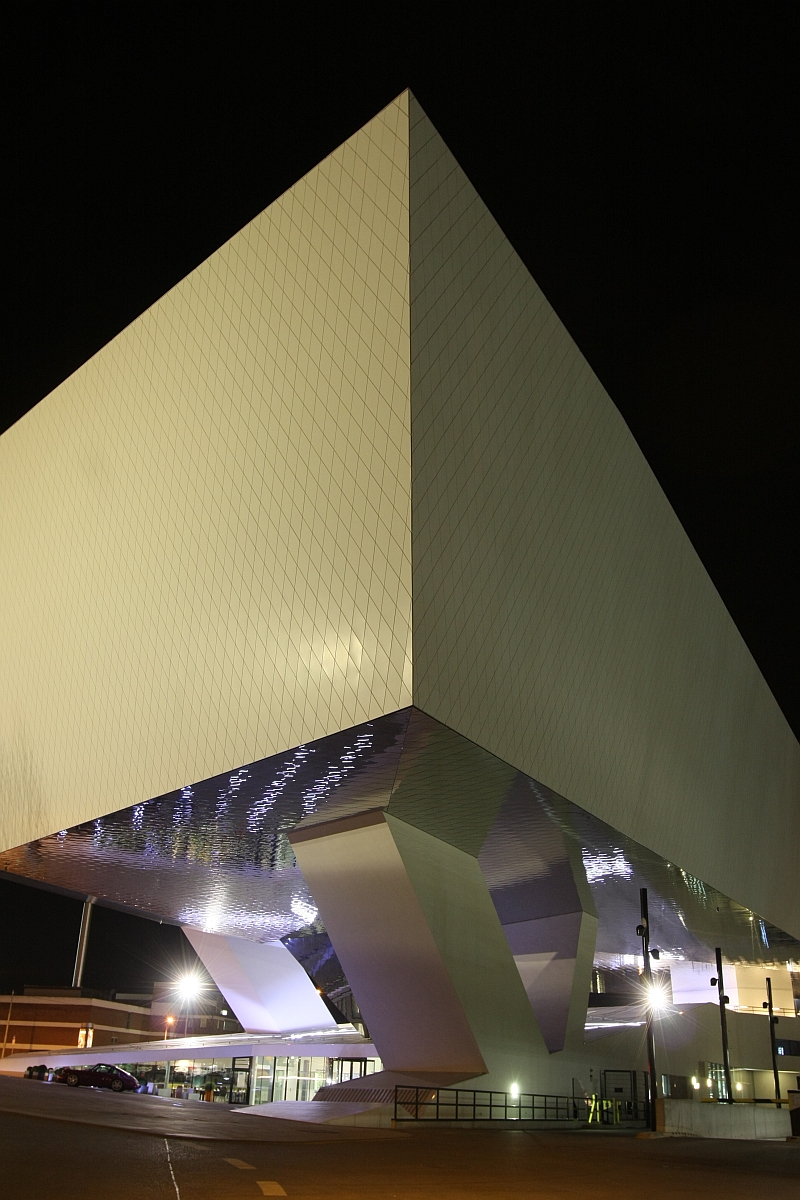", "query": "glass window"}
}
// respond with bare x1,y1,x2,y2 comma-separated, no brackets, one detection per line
252,1057,276,1105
